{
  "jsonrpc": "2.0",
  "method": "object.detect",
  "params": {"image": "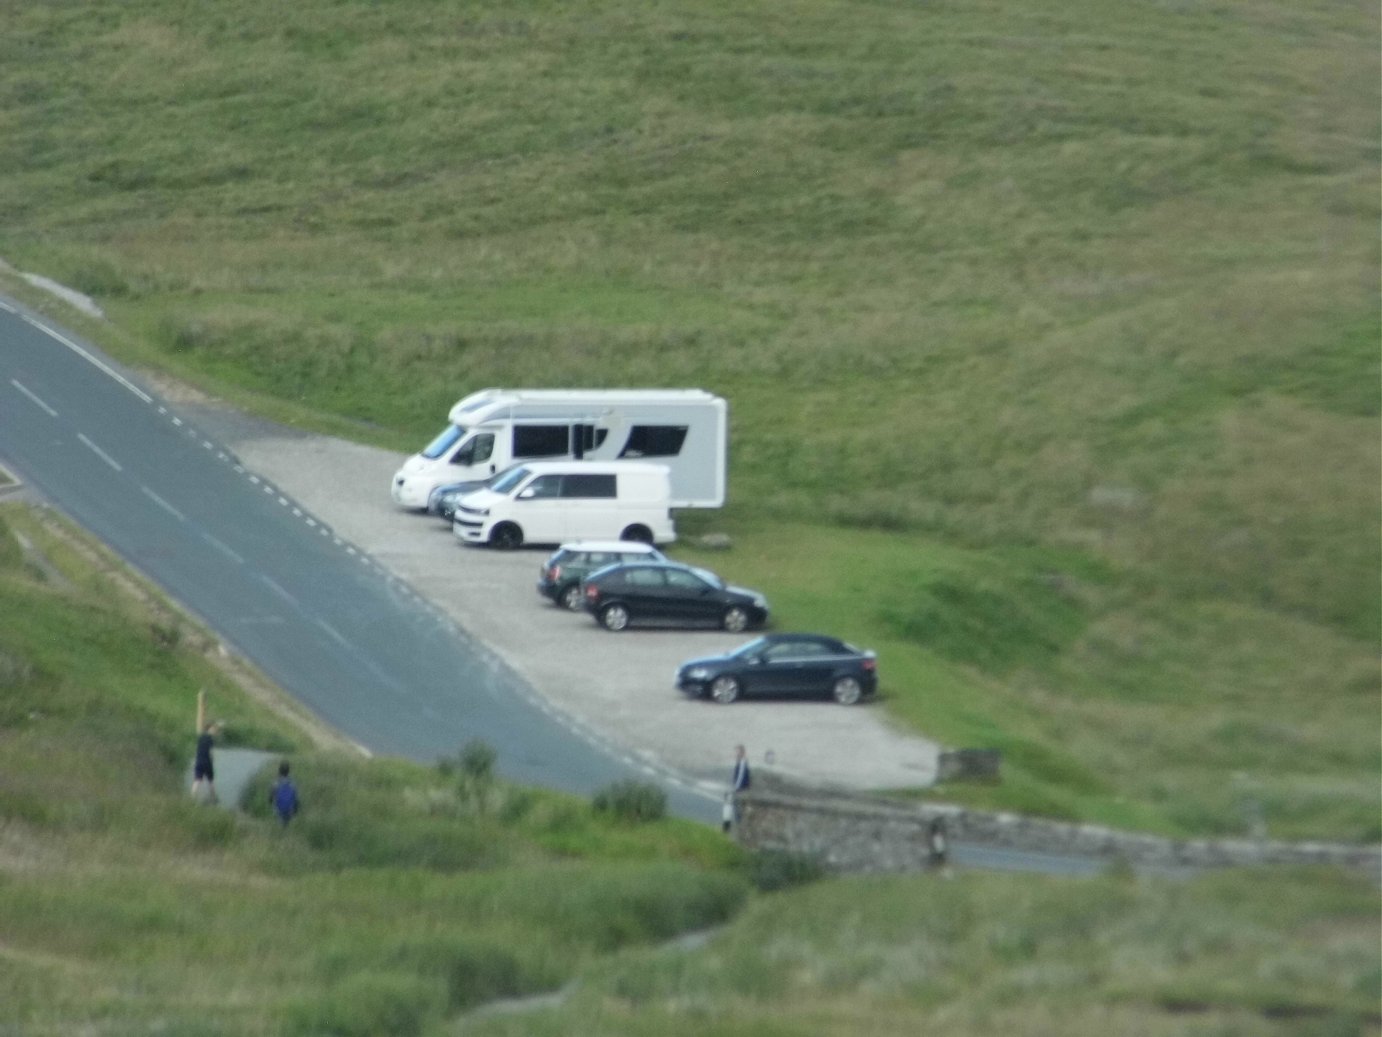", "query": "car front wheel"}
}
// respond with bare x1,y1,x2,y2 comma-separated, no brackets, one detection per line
600,603,631,632
710,675,740,704
832,676,863,705
489,522,523,550
558,584,584,611
721,606,750,633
